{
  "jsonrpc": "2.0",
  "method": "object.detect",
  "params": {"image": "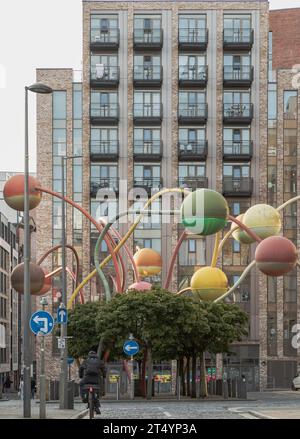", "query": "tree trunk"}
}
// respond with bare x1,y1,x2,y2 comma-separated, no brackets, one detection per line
141,350,147,398
186,357,191,397
146,347,153,400
180,357,185,396
199,352,208,398
191,355,197,398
